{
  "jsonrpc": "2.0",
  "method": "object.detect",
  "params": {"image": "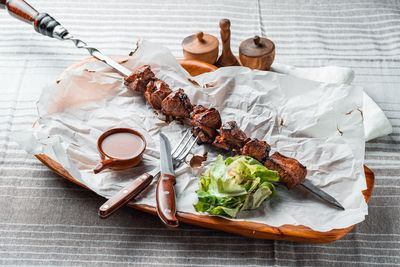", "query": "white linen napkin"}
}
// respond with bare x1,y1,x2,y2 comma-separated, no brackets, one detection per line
271,63,393,141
